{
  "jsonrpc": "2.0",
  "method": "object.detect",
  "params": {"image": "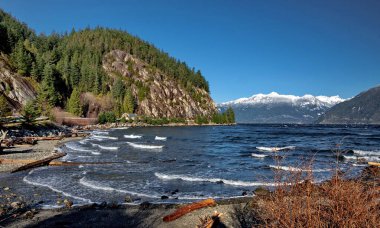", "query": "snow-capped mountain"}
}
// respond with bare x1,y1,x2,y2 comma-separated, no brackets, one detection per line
218,92,346,124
